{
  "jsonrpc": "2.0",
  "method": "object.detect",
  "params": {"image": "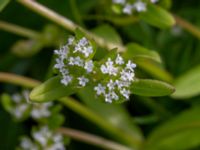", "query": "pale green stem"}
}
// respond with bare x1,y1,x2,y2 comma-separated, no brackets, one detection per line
58,127,131,150
17,0,125,52
175,15,200,40
0,20,39,38
0,72,40,88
